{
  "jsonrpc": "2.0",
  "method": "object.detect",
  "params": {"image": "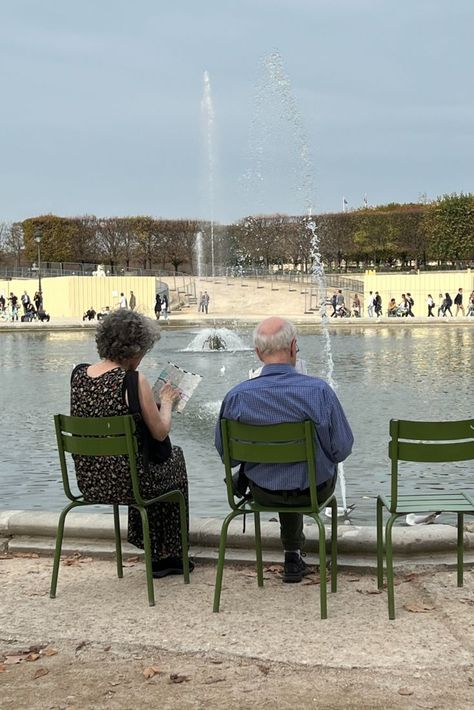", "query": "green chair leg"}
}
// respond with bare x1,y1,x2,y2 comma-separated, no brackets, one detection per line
213,510,240,612
113,504,123,579
376,498,384,589
176,492,190,584
330,498,338,593
457,513,464,587
136,506,155,607
254,512,264,587
385,516,397,620
50,501,83,599
315,515,327,620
